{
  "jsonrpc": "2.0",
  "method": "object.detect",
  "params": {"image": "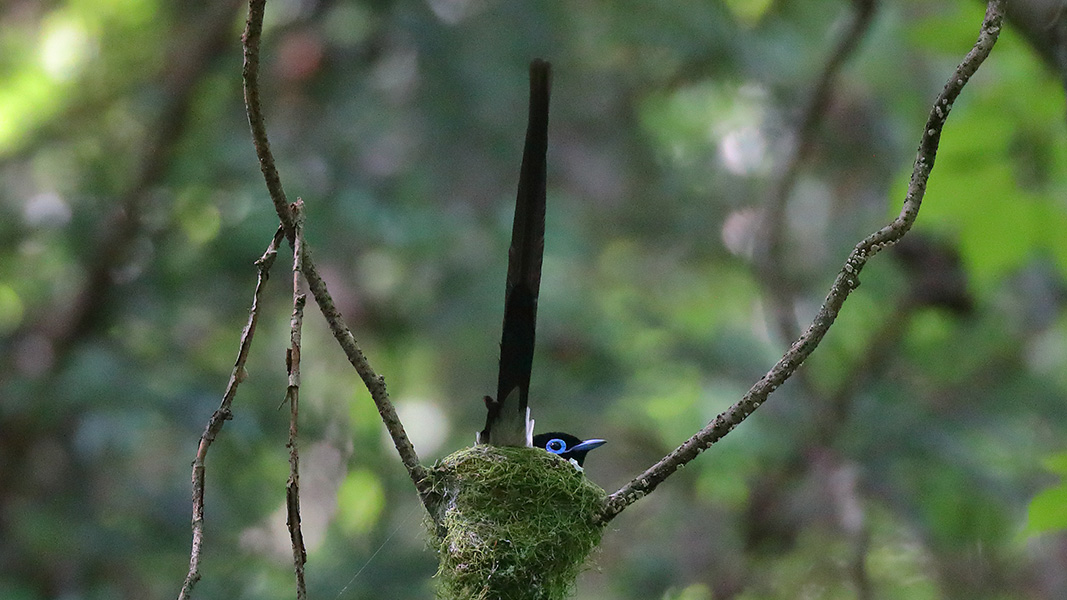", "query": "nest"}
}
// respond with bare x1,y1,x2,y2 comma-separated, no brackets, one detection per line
426,445,607,600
